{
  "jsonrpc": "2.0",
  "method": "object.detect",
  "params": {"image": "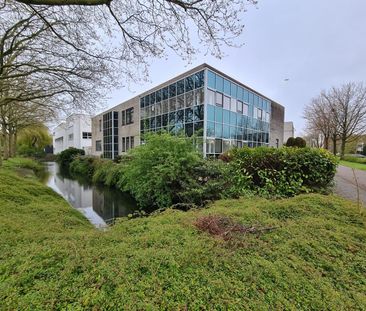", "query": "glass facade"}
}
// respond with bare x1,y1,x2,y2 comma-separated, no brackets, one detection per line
206,70,270,157
140,70,205,152
137,67,271,157
103,111,119,159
